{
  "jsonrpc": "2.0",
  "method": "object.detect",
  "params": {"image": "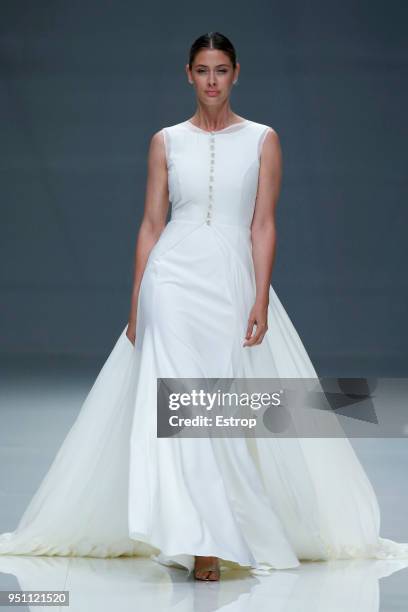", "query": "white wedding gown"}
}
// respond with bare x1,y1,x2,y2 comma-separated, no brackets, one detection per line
1,118,407,575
